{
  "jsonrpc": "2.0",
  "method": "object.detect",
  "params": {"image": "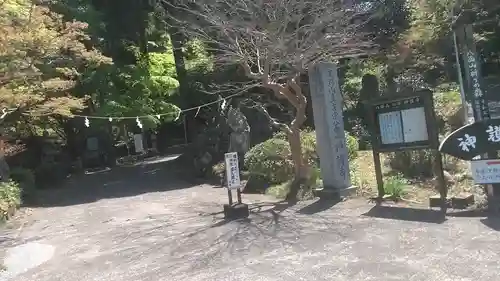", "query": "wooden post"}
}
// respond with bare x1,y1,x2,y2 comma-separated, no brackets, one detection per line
227,189,233,205
433,150,447,211
452,0,499,213
372,151,385,200
236,189,242,204
183,115,188,145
